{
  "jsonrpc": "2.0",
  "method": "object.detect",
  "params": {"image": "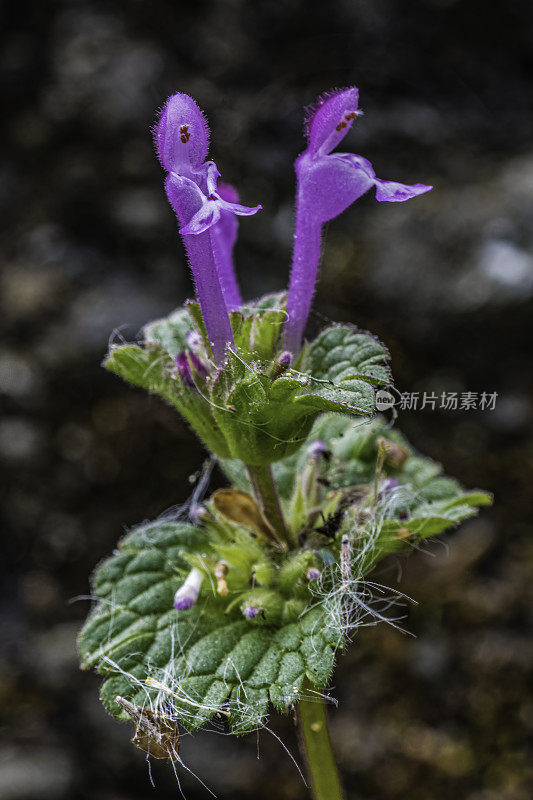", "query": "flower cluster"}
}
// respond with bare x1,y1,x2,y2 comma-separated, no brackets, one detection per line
154,87,431,363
